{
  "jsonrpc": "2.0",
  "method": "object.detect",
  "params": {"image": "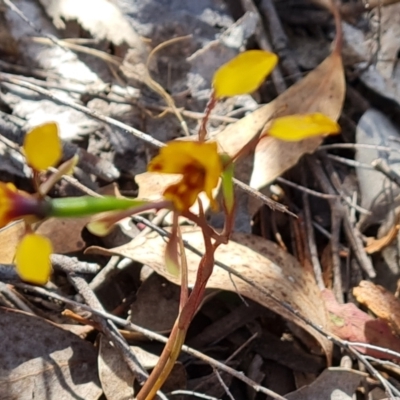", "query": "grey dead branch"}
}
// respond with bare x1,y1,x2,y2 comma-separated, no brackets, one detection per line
2,0,400,399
